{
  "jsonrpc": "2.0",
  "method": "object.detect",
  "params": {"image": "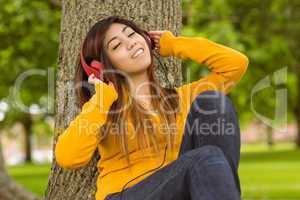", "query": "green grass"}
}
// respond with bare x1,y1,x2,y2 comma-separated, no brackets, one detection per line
240,143,300,200
6,162,51,196
6,143,300,199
